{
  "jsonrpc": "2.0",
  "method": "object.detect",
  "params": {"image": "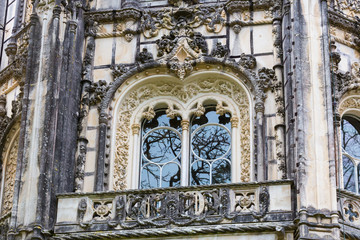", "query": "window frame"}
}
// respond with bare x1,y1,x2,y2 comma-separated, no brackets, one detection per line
341,114,360,194
129,96,240,189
